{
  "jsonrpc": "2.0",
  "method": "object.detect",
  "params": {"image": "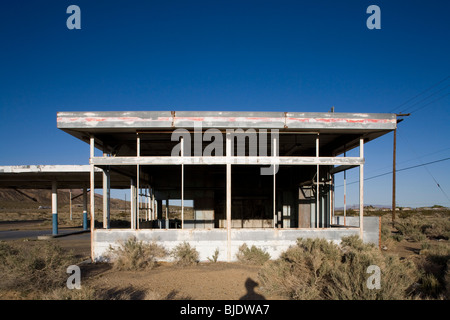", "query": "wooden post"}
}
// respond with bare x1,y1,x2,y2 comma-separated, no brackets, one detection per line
69,189,73,221
392,128,396,225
